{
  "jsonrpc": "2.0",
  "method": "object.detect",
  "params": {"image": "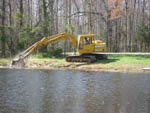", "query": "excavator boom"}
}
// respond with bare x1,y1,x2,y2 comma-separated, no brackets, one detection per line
10,32,77,67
